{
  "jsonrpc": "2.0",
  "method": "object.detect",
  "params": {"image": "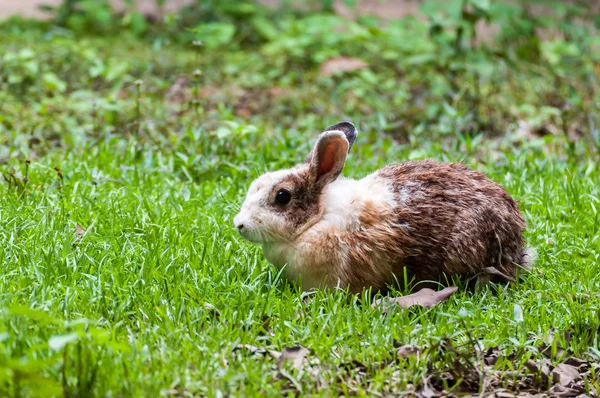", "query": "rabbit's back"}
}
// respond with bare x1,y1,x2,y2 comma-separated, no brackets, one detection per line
376,160,527,284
